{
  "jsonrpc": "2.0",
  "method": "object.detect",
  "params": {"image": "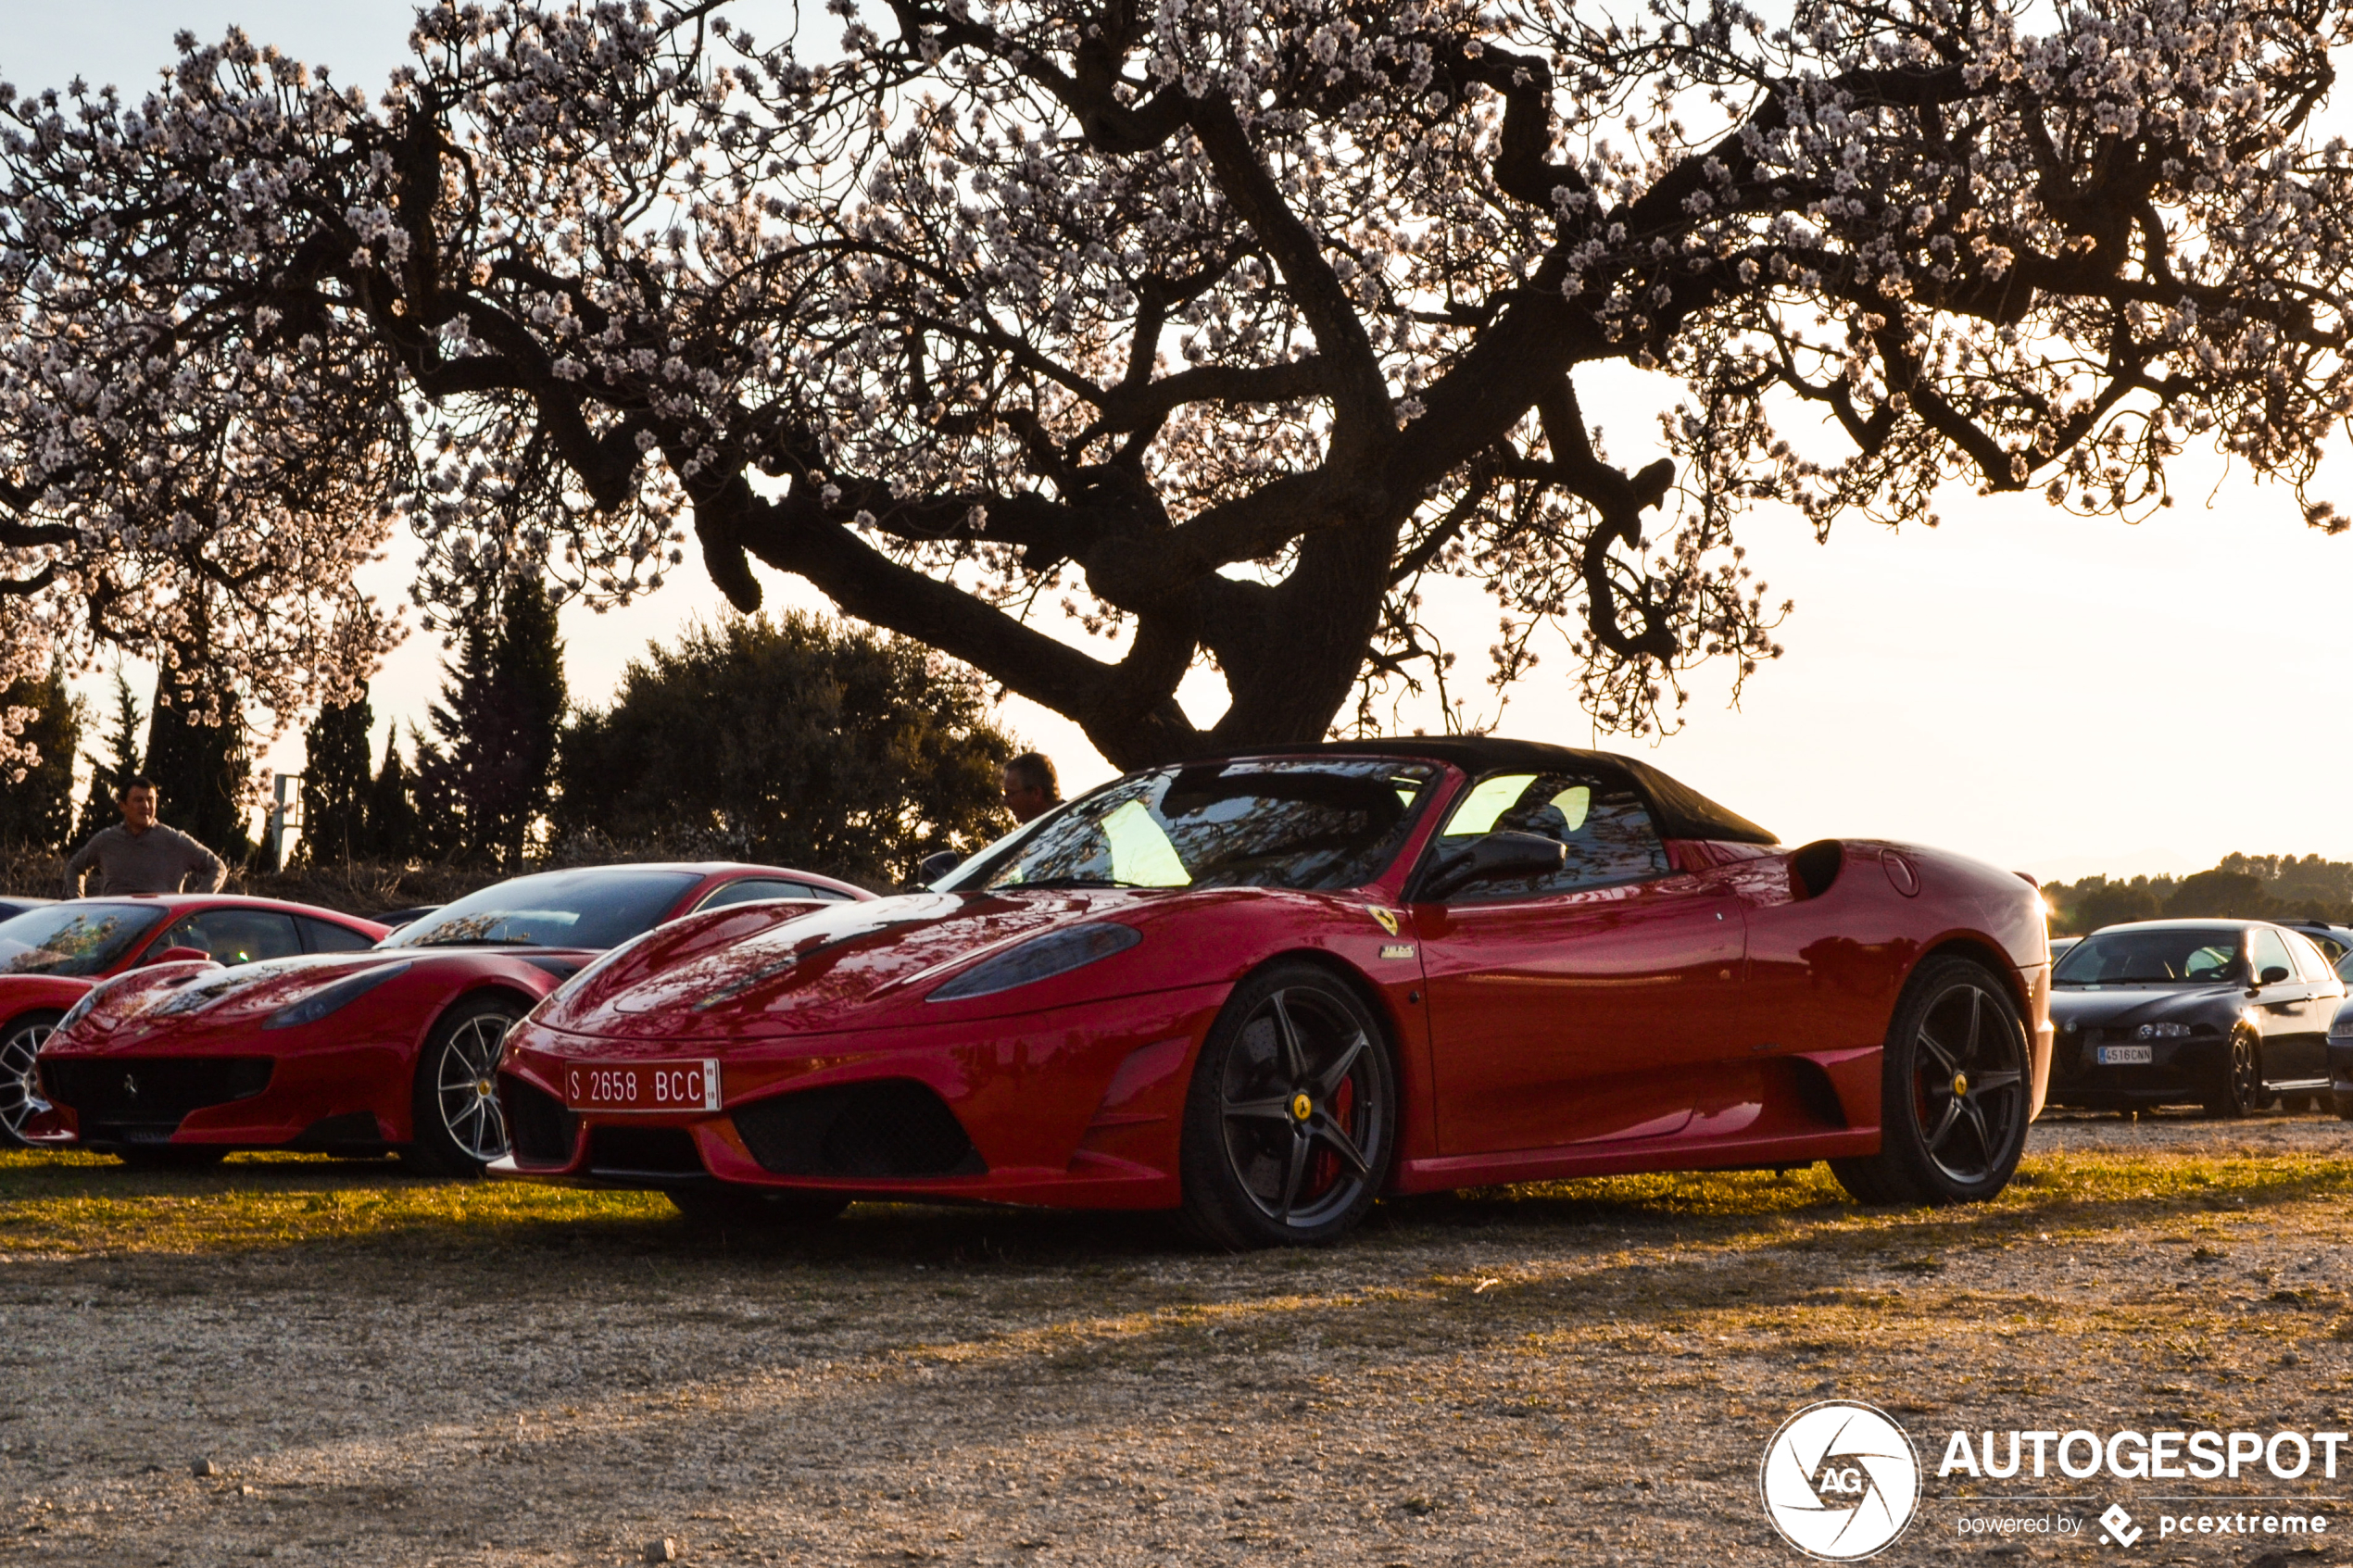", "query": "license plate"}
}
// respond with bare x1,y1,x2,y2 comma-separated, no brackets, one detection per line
562,1060,721,1111
2096,1045,2154,1066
